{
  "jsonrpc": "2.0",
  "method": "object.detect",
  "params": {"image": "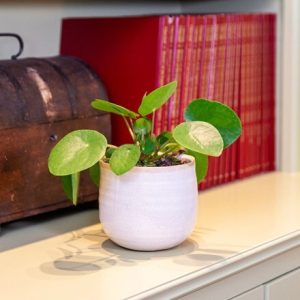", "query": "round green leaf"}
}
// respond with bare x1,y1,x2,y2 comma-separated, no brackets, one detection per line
173,121,224,157
184,99,242,148
89,162,100,187
48,130,107,176
142,137,157,155
186,150,208,183
138,81,177,116
110,144,141,175
133,117,152,136
91,99,138,119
